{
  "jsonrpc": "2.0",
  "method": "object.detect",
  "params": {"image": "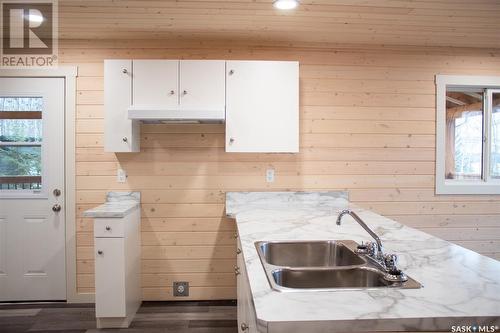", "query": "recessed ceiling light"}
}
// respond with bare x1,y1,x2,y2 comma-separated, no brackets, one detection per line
273,0,299,10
